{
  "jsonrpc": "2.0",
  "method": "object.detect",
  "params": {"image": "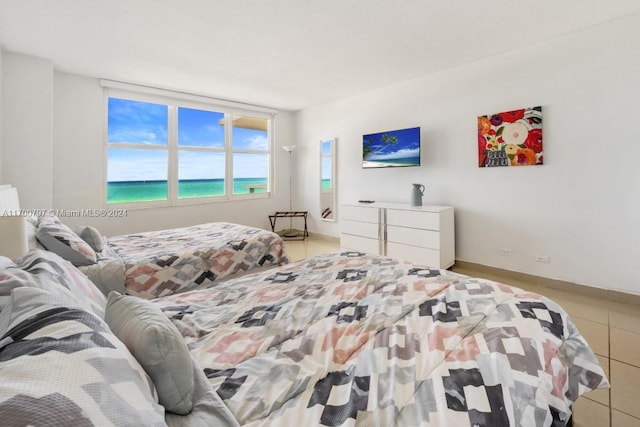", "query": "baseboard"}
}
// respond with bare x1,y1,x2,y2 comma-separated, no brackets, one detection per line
453,260,640,305
307,232,340,243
